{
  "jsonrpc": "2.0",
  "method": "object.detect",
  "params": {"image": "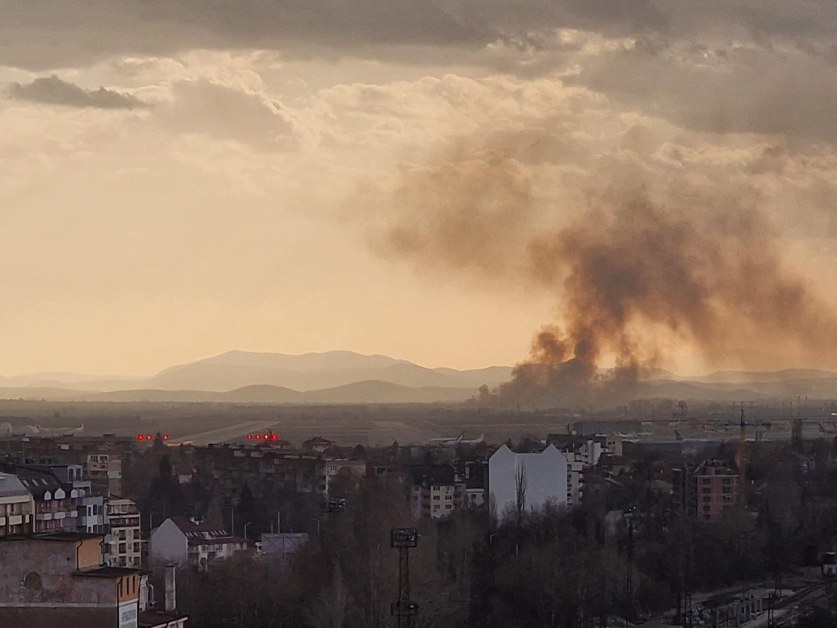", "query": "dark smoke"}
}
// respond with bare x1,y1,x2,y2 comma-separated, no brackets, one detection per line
377,149,837,409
